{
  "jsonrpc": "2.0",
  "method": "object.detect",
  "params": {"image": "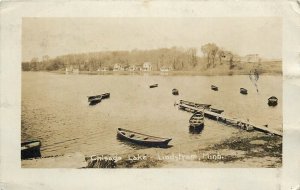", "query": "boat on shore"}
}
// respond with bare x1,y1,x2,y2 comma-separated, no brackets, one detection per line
189,112,204,130
172,88,179,95
268,96,278,106
117,128,172,147
21,140,41,159
211,85,218,91
149,84,158,88
240,88,248,95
